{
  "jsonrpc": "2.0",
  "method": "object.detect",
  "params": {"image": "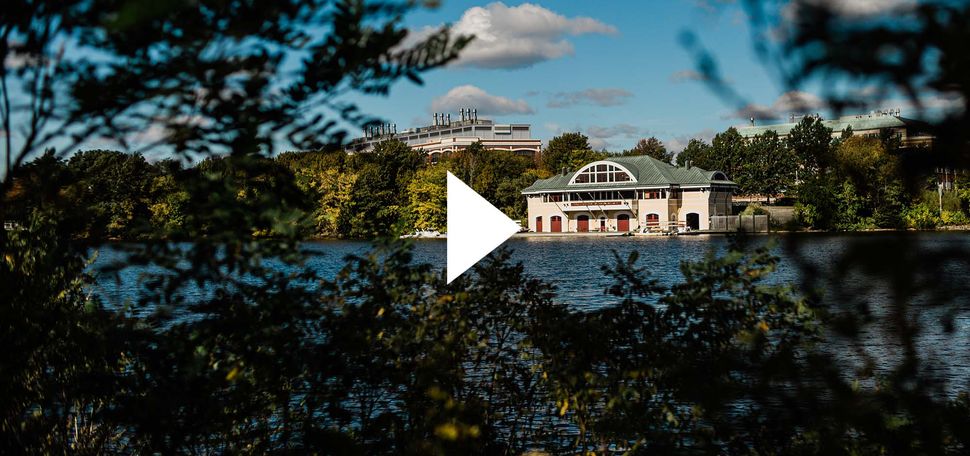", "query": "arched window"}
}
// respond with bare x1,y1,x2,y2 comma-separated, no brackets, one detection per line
712,172,727,181
569,161,635,185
